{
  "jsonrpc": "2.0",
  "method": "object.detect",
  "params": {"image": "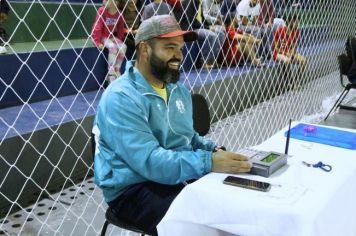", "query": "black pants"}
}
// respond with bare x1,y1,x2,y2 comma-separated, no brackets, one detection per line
108,181,186,236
